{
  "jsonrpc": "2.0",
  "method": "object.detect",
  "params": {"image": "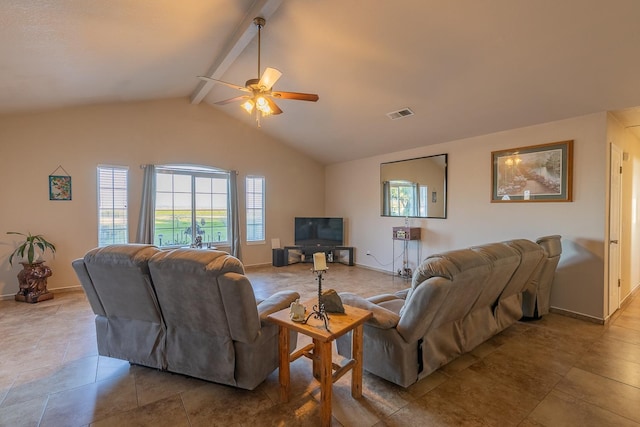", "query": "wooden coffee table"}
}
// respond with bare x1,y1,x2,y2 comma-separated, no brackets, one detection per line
267,301,372,427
